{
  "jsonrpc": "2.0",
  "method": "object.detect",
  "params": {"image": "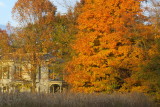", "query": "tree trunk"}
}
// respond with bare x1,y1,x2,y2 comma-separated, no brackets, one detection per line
31,68,37,93
31,52,37,93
